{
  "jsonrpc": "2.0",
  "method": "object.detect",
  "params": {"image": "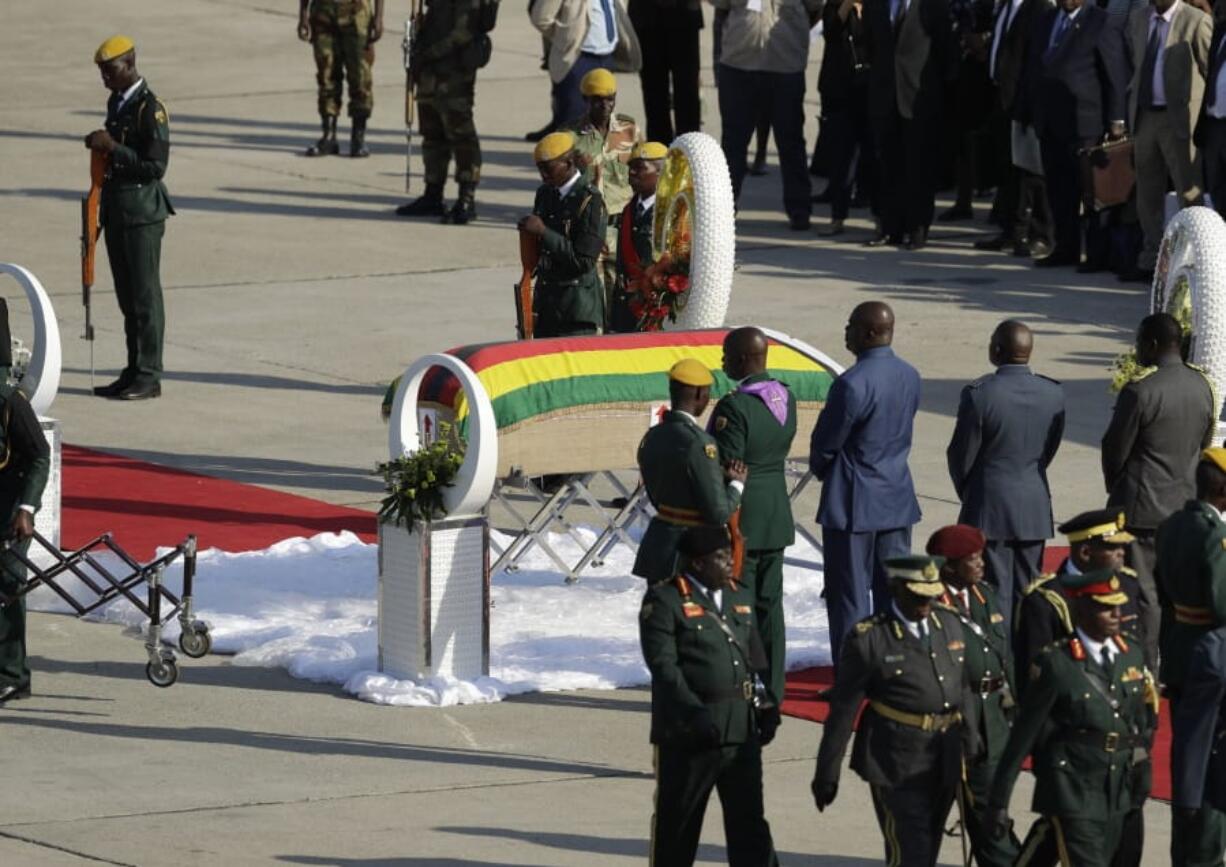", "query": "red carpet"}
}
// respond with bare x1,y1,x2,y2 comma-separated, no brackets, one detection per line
62,444,377,559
